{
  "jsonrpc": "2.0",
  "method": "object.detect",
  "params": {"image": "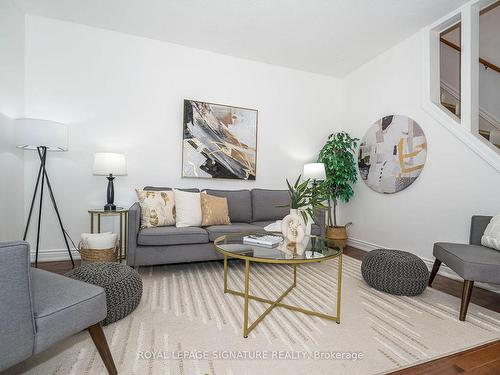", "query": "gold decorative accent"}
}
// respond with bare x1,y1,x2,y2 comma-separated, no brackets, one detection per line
149,209,159,226
200,193,231,226
136,189,175,228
